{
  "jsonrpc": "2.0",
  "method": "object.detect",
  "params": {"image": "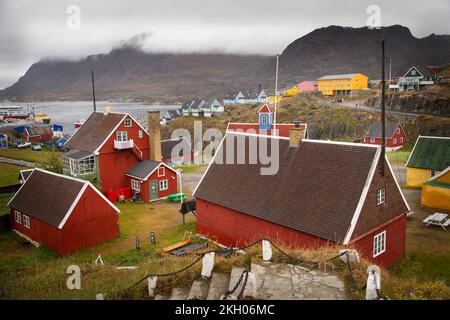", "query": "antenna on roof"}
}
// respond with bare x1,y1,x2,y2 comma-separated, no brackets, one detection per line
273,54,279,137
91,70,97,112
380,39,386,176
